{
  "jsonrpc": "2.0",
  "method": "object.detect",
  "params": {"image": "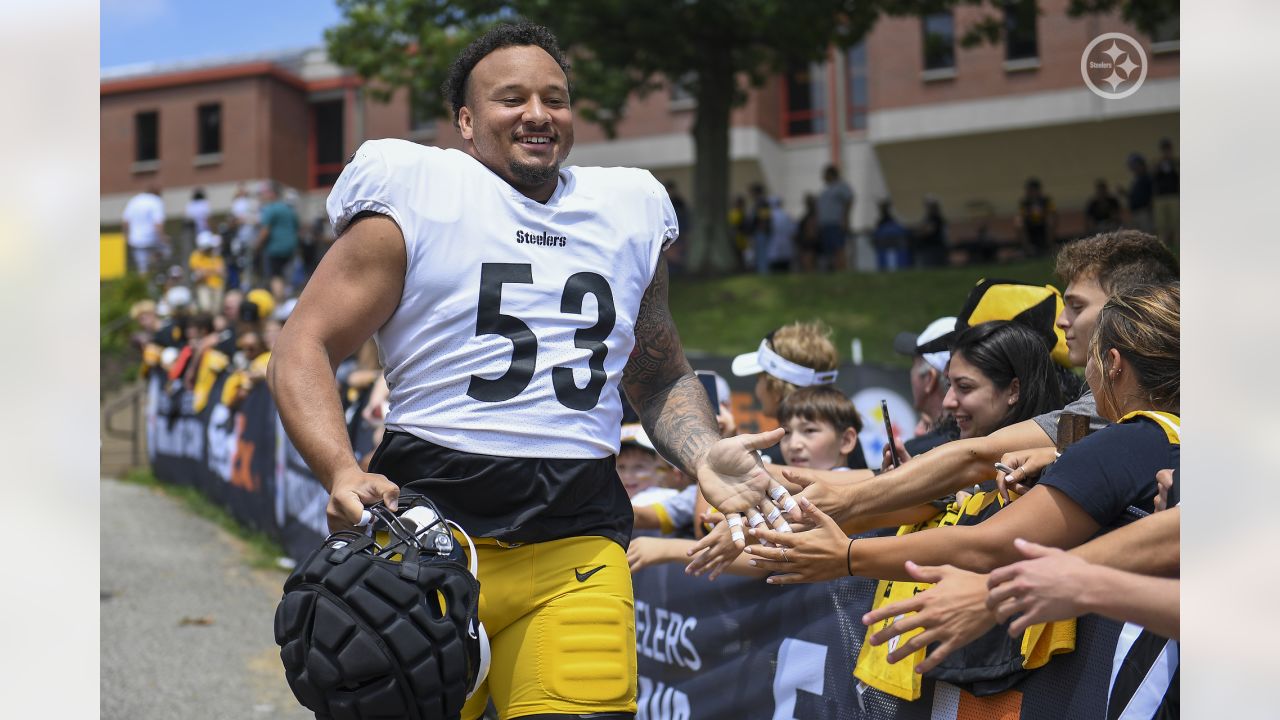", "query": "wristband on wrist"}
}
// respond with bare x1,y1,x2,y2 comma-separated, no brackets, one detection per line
846,538,855,576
